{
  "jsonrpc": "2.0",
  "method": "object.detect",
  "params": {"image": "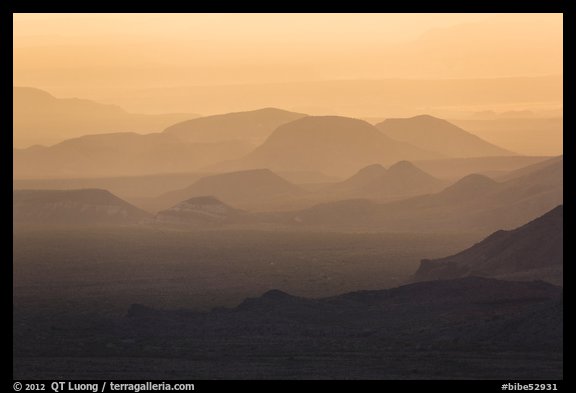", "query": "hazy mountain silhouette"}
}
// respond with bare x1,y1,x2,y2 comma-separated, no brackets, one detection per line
211,116,441,177
376,115,513,157
412,156,553,181
332,164,388,190
13,189,150,225
433,173,500,203
155,196,243,226
286,157,562,233
413,206,562,285
14,132,253,178
276,170,340,184
13,87,197,147
498,155,563,182
152,169,304,212
13,172,212,201
163,107,307,143
329,161,445,198
15,105,542,181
